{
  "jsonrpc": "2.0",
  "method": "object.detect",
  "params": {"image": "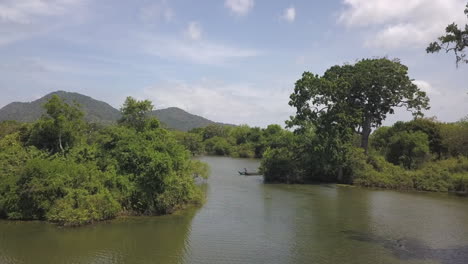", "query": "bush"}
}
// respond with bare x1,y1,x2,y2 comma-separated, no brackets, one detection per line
204,136,232,156
0,96,208,226
261,147,303,183
97,126,203,215
350,150,413,189
47,189,121,226
351,153,468,192
232,143,255,158
386,131,430,169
